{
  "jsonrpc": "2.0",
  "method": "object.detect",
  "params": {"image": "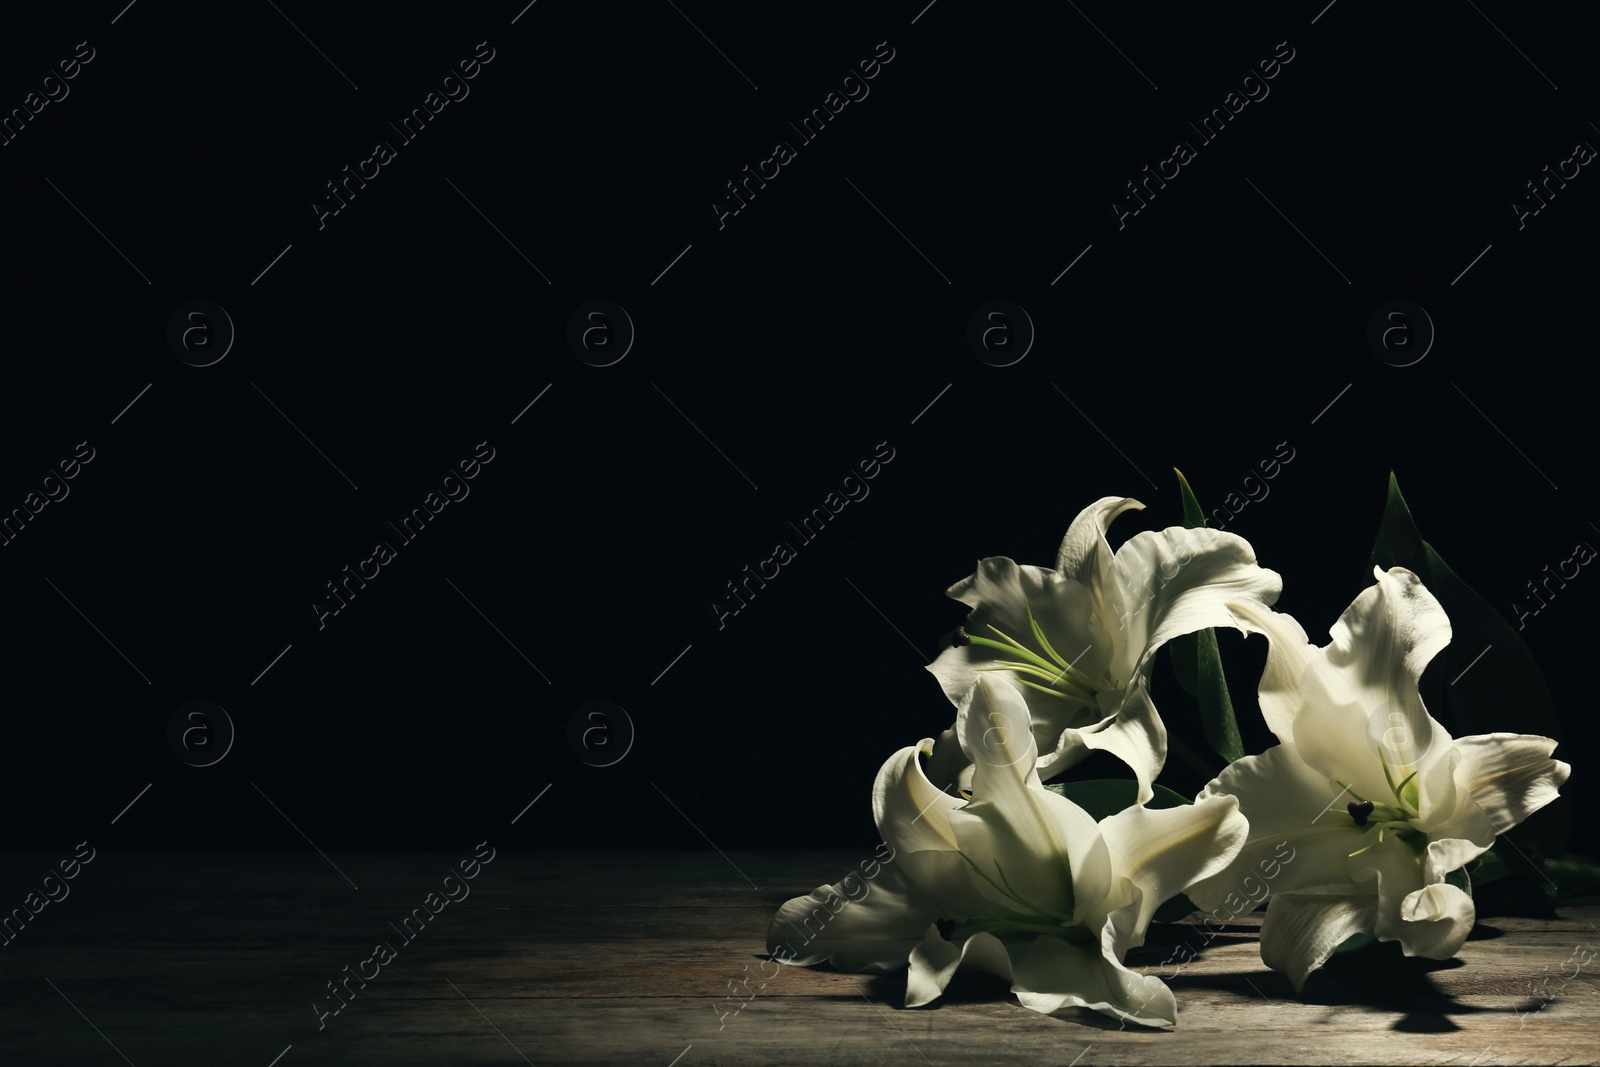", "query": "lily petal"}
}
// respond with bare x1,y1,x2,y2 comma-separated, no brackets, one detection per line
1051,496,1138,687
872,740,962,856
1190,744,1370,910
918,911,1178,1026
870,742,999,921
927,557,1109,766
950,676,1111,922
1011,920,1176,1027
1295,568,1454,794
1402,881,1472,924
1055,496,1145,588
919,725,972,805
1225,598,1318,745
1103,526,1283,685
905,928,1015,1008
906,923,964,1007
768,863,936,973
1258,891,1378,993
1097,793,1248,937
1350,836,1475,961
1445,732,1571,835
1421,835,1491,885
1052,670,1166,804
1094,889,1182,1026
